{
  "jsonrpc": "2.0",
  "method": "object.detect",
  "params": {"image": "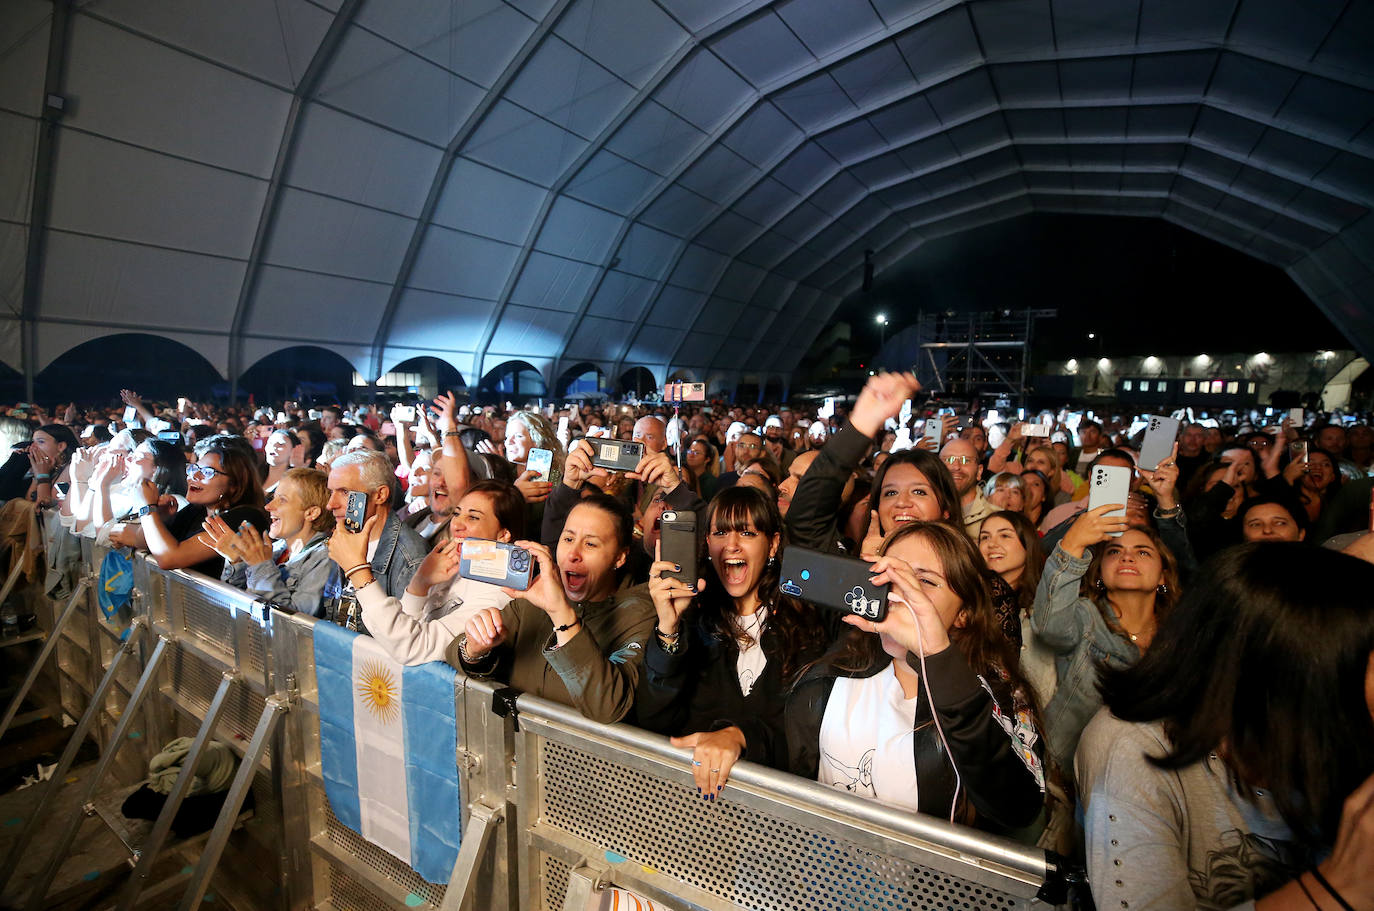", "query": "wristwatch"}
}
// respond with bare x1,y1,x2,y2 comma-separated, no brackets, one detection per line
137,504,156,518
